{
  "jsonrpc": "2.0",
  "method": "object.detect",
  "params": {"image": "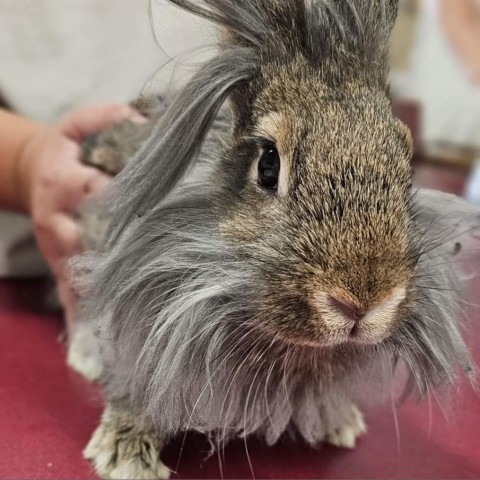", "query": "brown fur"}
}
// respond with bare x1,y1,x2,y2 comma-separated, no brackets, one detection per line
218,54,414,347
